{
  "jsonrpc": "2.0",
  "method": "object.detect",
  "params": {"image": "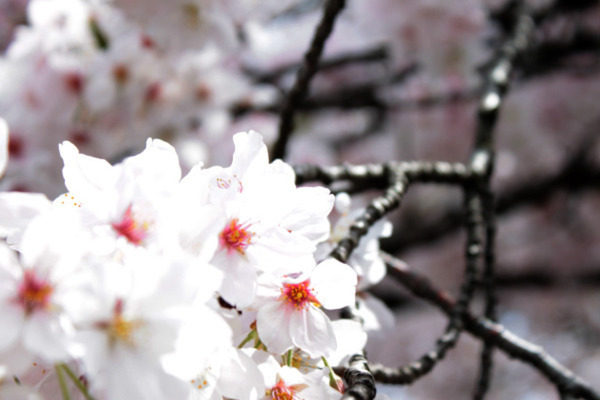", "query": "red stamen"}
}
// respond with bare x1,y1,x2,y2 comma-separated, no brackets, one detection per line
269,379,296,400
17,270,54,314
280,280,320,310
219,219,254,255
112,205,148,245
